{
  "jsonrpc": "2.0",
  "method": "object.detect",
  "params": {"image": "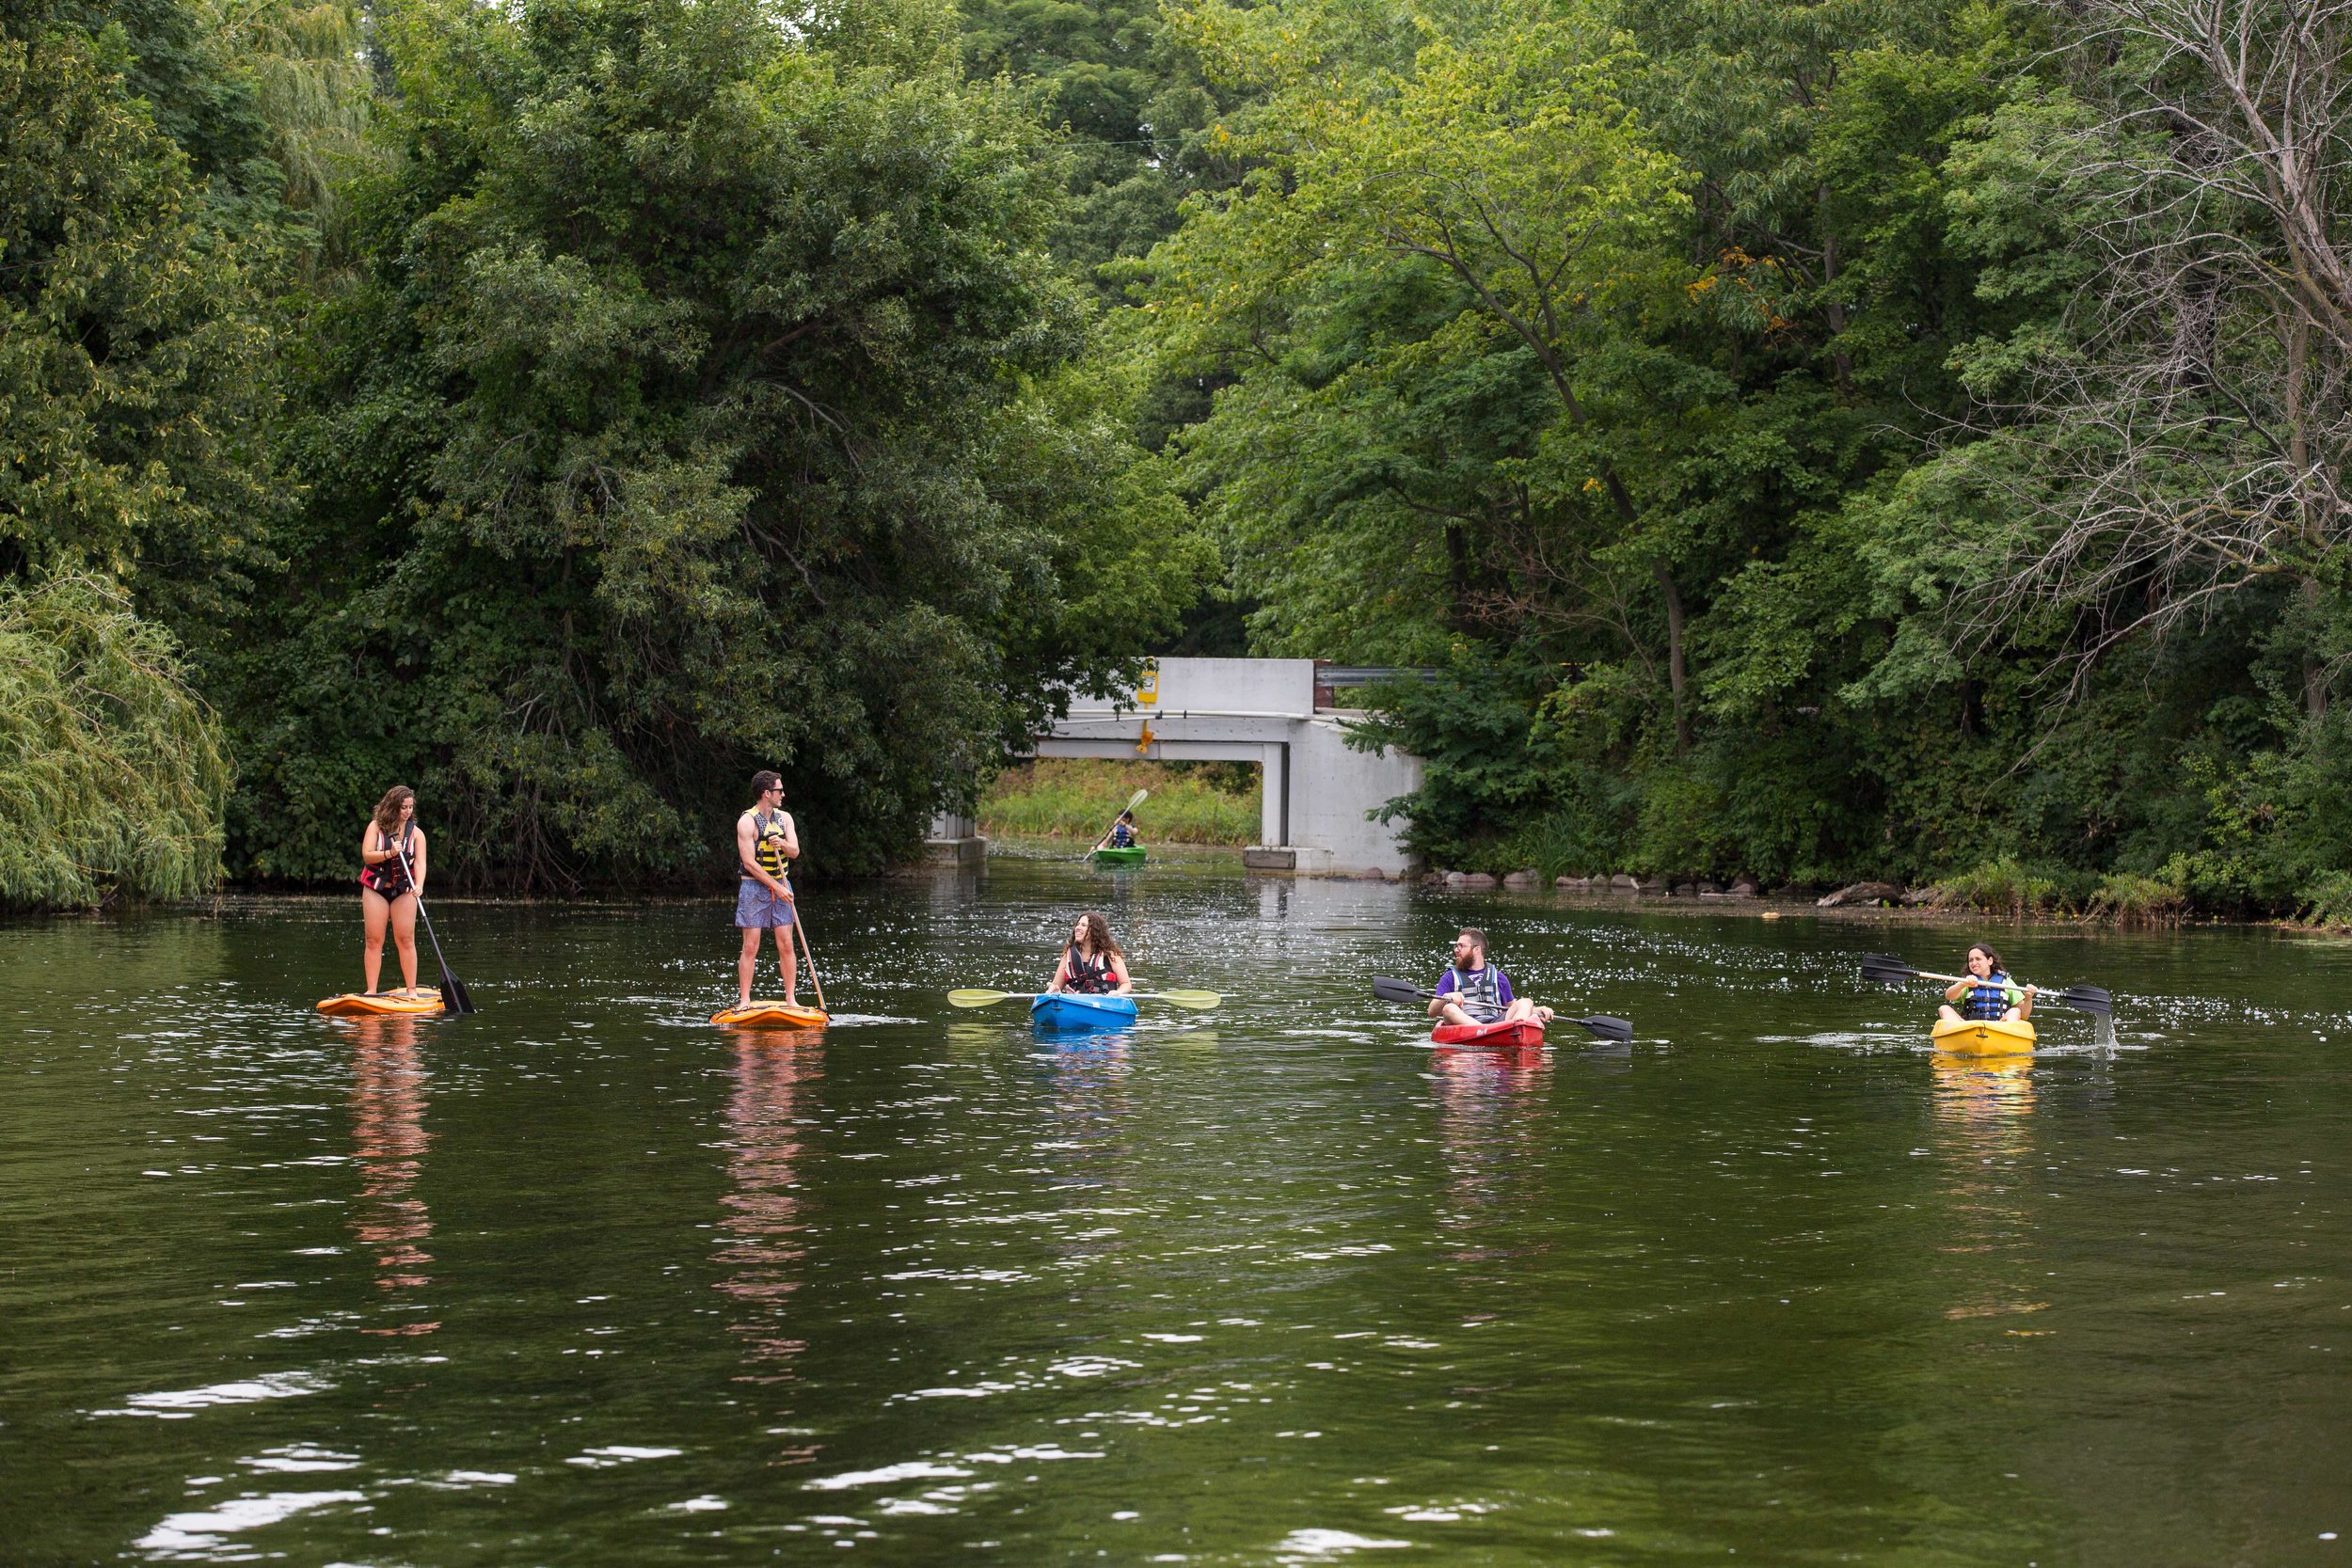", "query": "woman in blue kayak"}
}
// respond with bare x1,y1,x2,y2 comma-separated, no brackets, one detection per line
1937,943,2036,1024
1046,912,1133,996
1431,927,1552,1028
358,785,427,997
